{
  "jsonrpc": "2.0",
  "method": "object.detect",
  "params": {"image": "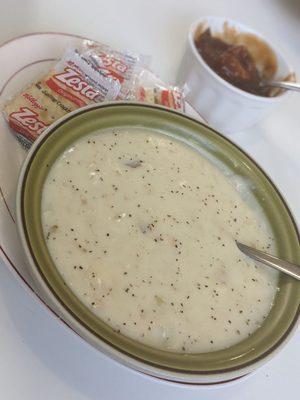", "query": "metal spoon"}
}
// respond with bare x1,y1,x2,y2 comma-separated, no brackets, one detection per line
236,241,300,280
261,80,300,93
